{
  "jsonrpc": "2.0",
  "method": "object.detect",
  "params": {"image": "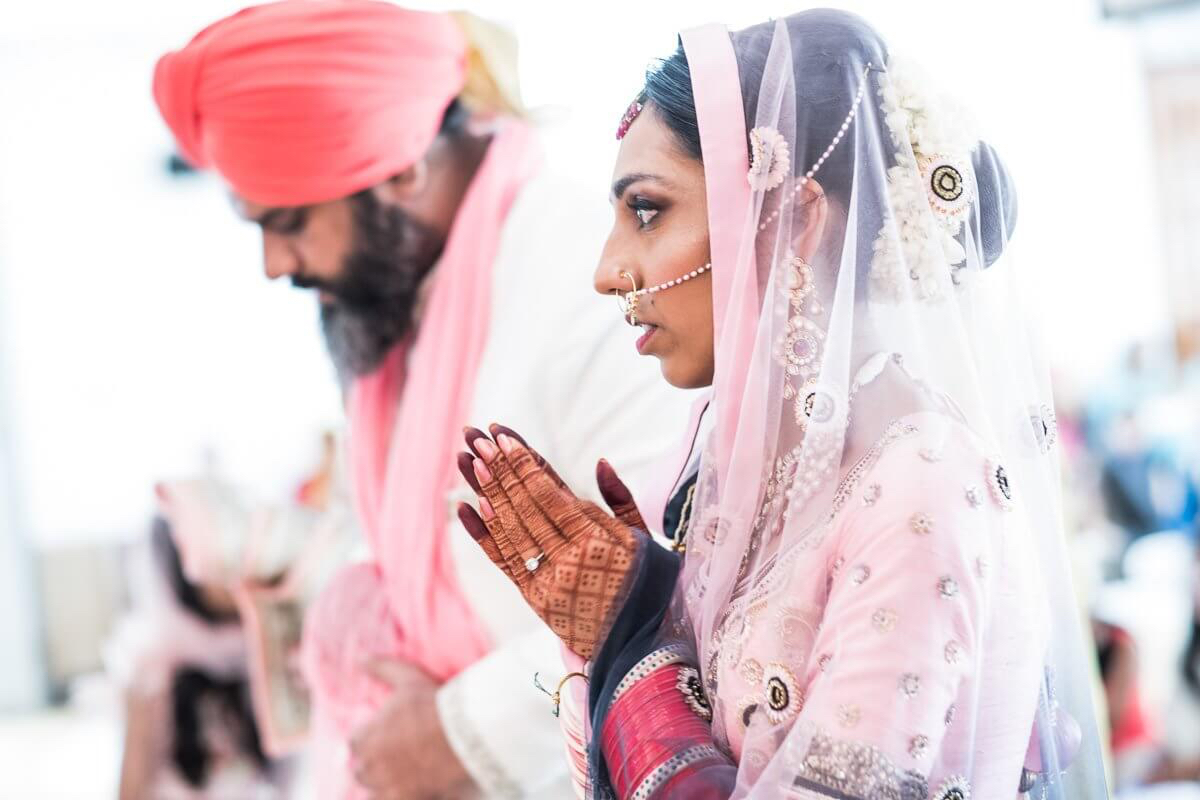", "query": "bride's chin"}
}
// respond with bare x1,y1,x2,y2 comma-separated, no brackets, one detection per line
657,352,694,389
